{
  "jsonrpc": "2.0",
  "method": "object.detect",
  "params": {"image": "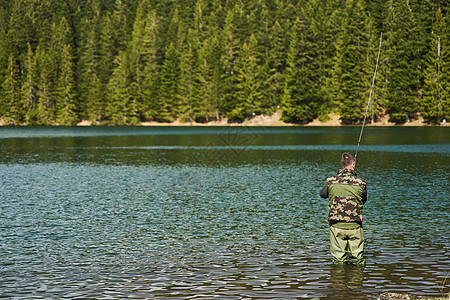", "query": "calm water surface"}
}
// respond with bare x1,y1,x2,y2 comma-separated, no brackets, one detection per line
1,126,449,299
